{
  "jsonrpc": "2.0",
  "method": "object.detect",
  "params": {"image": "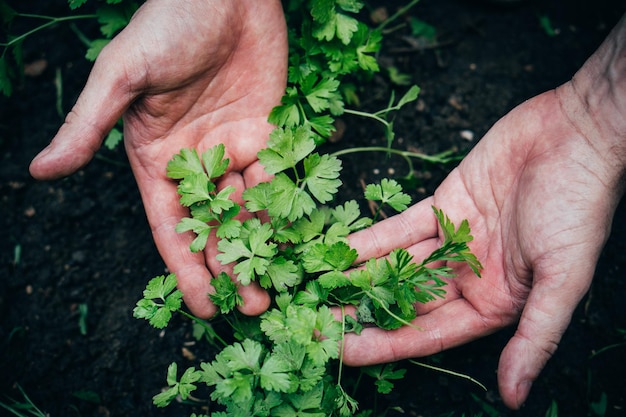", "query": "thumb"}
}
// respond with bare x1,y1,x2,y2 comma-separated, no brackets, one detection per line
29,47,132,180
497,265,593,409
